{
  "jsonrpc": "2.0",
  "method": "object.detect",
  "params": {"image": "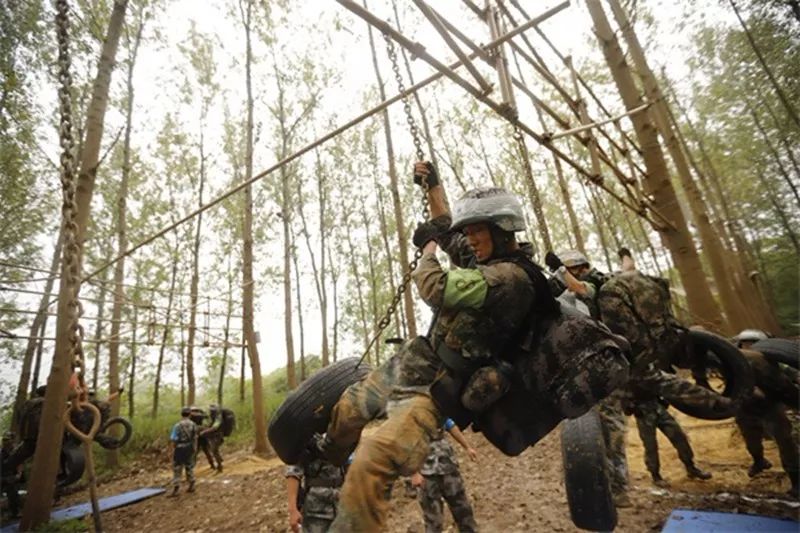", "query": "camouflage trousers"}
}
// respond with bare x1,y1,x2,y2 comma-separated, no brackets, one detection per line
633,399,693,476
172,447,196,487
199,431,223,469
597,392,629,495
736,400,799,480
419,471,478,533
302,516,333,533
329,395,443,532
324,357,396,466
